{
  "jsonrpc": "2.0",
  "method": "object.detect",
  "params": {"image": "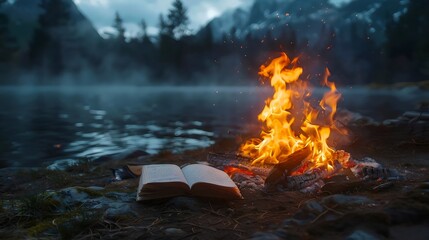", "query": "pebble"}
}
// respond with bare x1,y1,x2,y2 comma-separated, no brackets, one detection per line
321,194,373,206
346,230,380,240
49,186,136,219
47,159,80,170
104,203,134,219
304,199,324,213
251,232,283,240
164,227,186,236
